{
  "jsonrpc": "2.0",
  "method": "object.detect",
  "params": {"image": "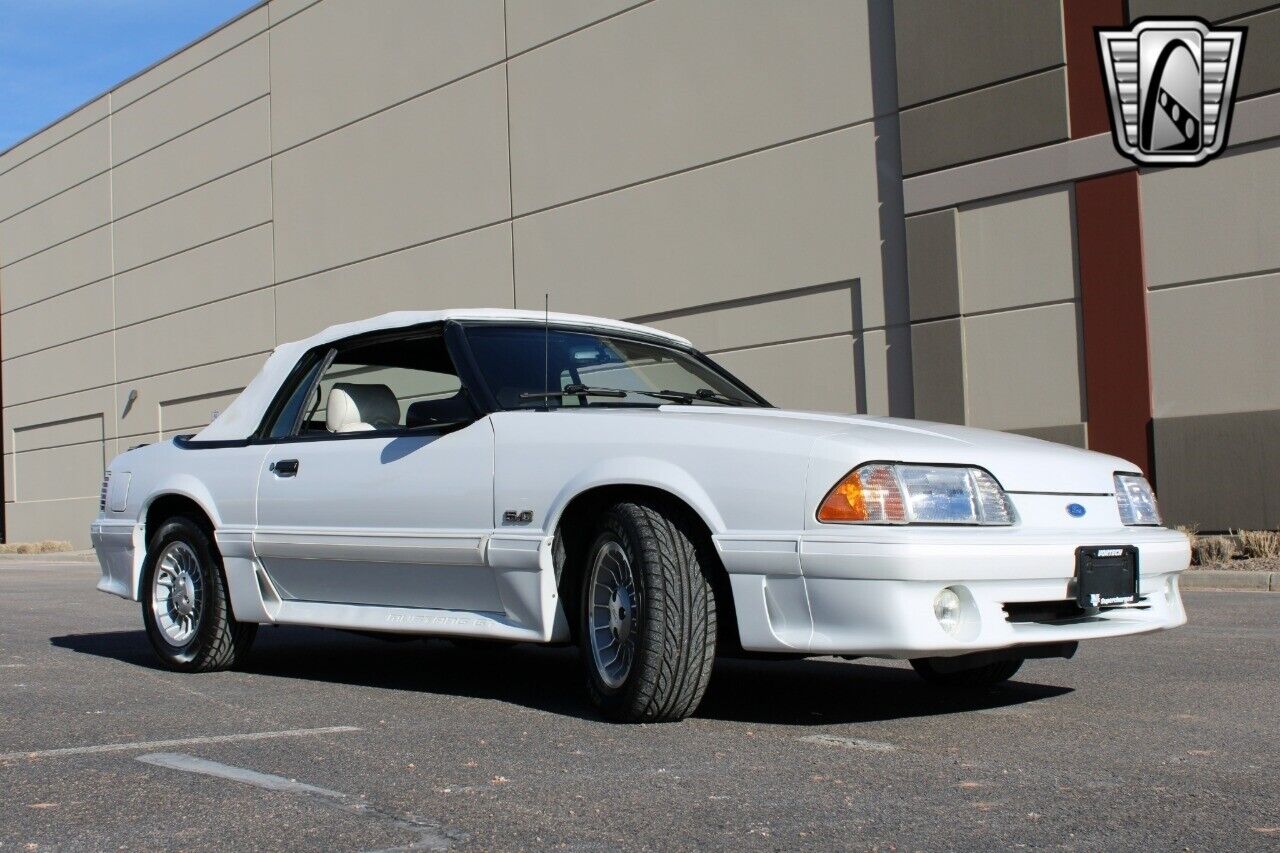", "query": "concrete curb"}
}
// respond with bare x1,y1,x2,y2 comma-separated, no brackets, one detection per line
0,550,97,563
1181,569,1277,592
